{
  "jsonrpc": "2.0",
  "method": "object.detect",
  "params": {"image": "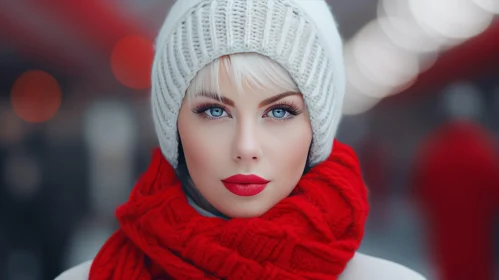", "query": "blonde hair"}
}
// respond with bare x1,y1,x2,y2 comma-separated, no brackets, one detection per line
185,52,300,100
